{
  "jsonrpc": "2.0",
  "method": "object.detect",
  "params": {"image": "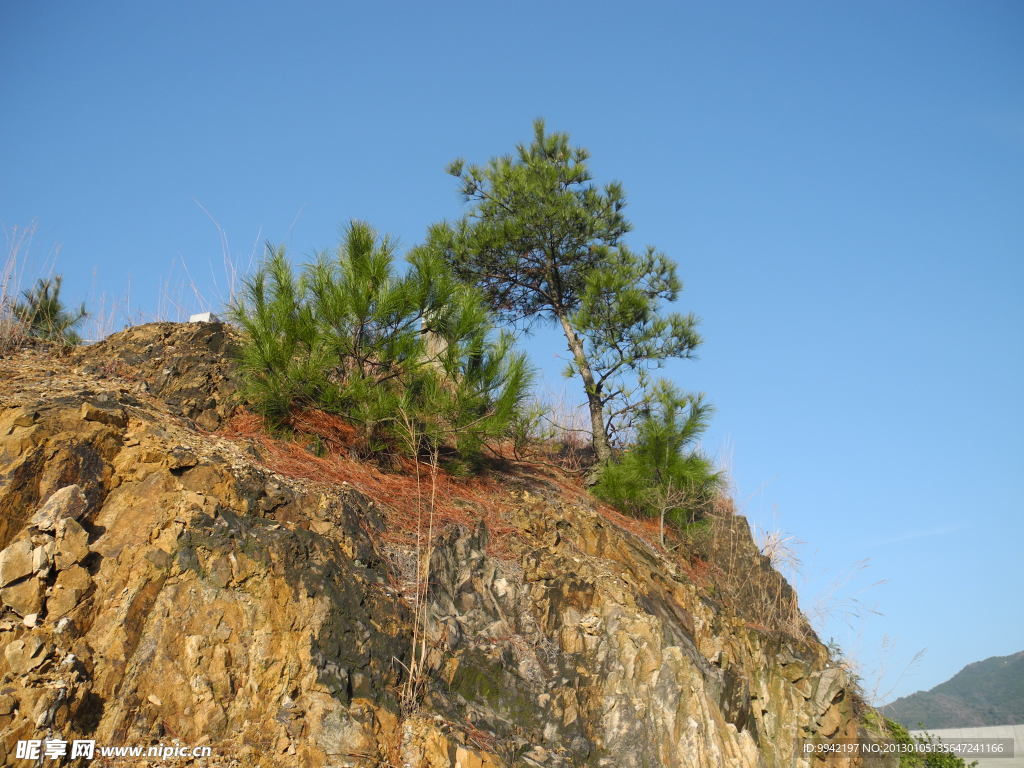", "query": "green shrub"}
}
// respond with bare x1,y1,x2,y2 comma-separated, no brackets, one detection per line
229,221,532,466
593,380,723,543
885,718,978,768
